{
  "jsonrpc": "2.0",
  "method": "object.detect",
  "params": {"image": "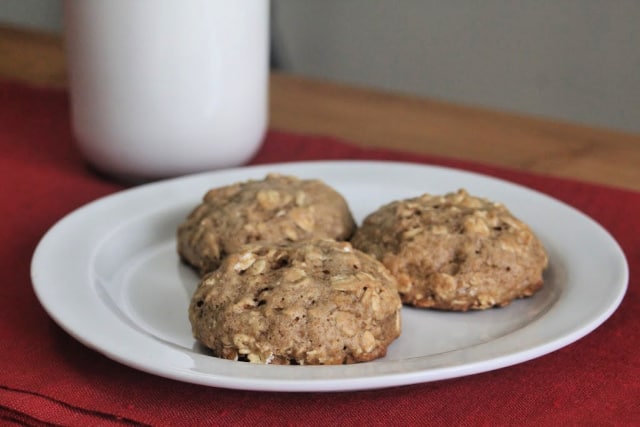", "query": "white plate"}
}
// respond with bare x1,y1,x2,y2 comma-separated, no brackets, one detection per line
31,161,628,392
